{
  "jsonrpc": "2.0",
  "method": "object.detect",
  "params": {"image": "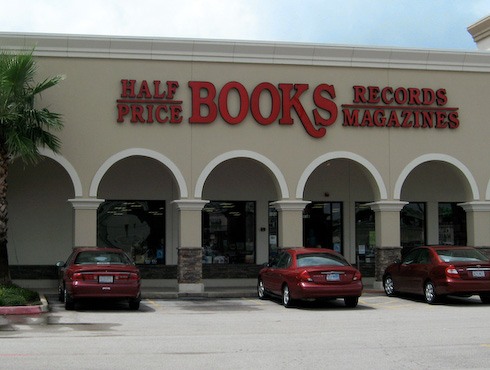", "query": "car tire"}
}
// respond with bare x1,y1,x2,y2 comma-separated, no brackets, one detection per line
58,286,65,302
344,297,359,308
257,278,268,300
424,280,439,304
129,299,140,310
282,284,294,308
383,275,395,296
64,288,75,310
480,294,490,304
